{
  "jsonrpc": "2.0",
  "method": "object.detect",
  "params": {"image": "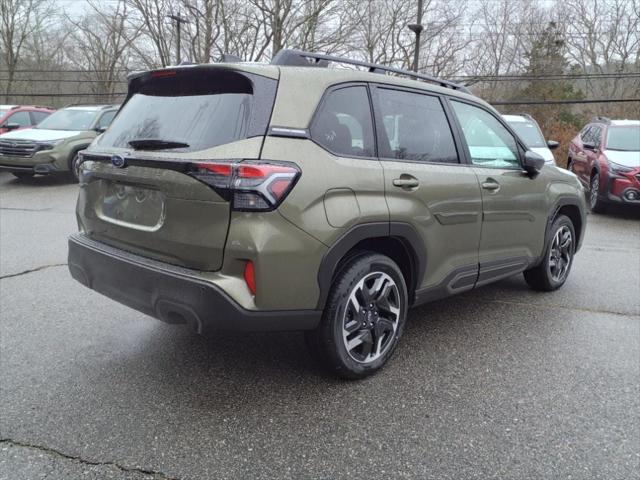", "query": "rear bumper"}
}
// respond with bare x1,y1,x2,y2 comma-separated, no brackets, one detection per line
68,234,321,333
